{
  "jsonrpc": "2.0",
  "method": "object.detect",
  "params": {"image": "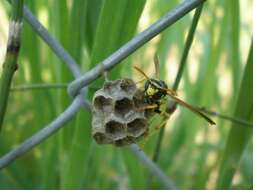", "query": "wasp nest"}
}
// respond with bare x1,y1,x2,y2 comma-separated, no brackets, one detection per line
92,78,149,146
